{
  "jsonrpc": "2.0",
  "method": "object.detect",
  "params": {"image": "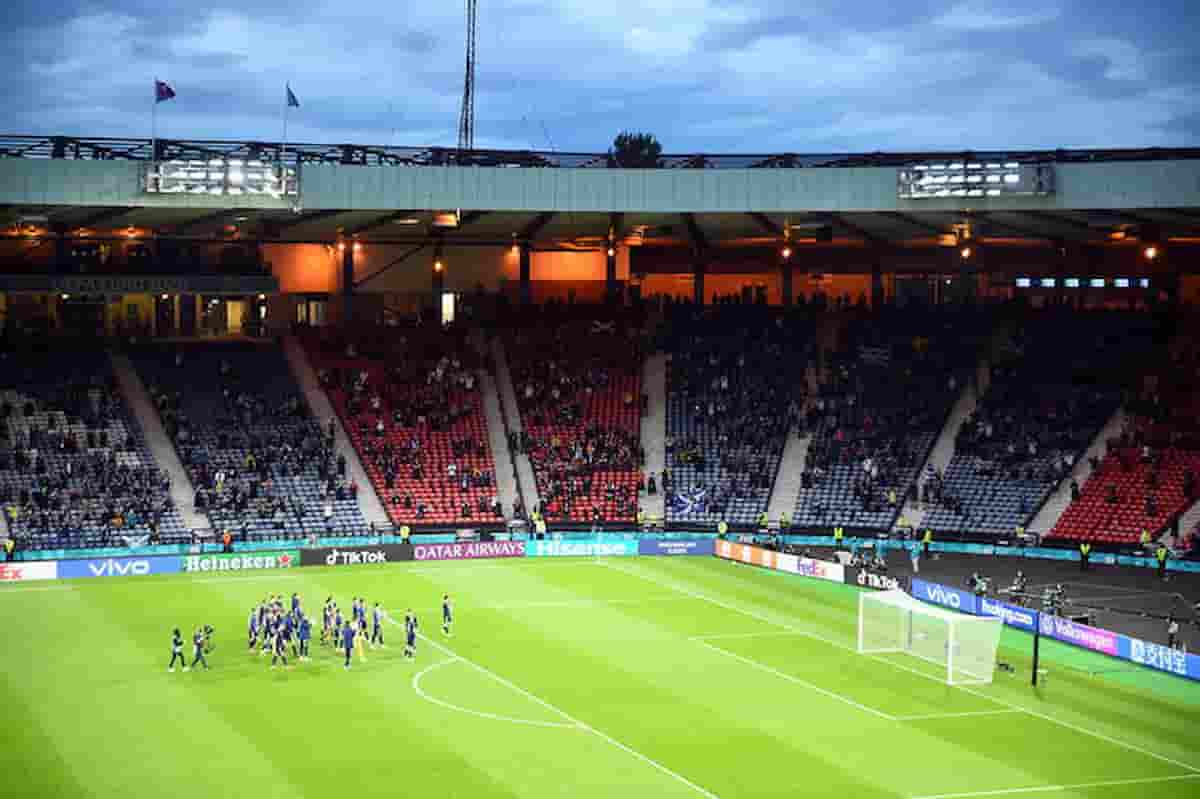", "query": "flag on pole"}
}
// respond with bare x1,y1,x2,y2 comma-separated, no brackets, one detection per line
286,85,300,108
155,80,176,103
